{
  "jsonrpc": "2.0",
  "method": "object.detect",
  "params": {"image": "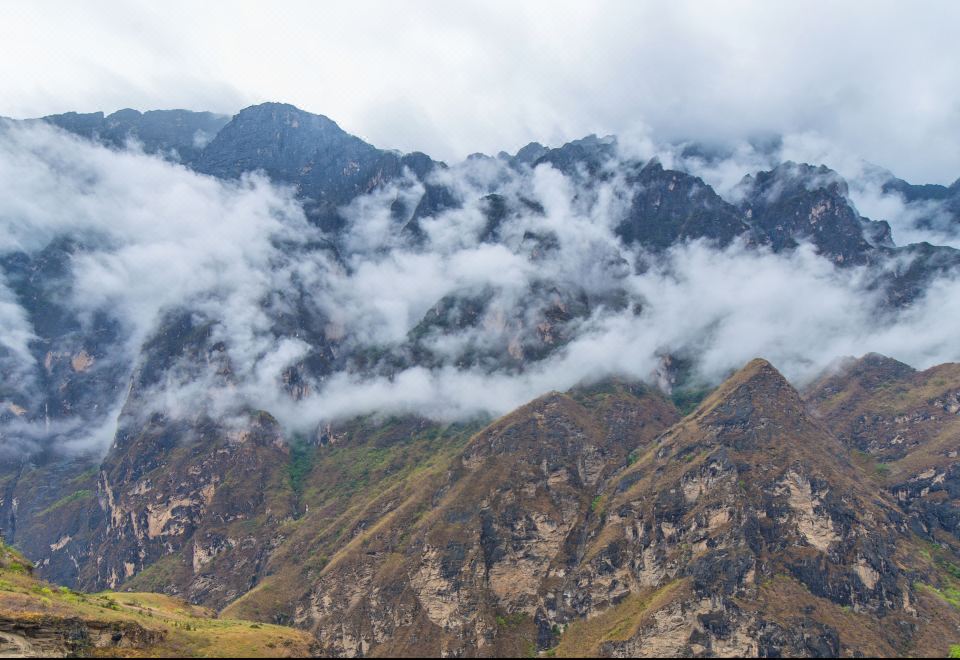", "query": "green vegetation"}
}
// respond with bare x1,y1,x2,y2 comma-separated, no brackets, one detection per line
496,612,527,627
123,553,184,593
68,466,99,484
949,644,960,658
0,541,32,574
287,435,317,495
939,557,960,581
38,489,94,516
0,540,314,656
918,582,960,609
851,449,895,482
670,387,712,416
590,494,606,518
